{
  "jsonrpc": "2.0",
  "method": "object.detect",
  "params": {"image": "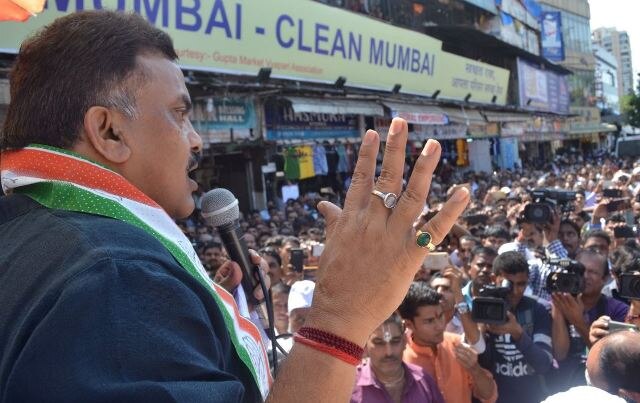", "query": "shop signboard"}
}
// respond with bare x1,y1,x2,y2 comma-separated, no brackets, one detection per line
541,12,564,62
517,58,570,114
413,124,468,140
0,0,509,105
265,102,358,140
191,98,256,143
